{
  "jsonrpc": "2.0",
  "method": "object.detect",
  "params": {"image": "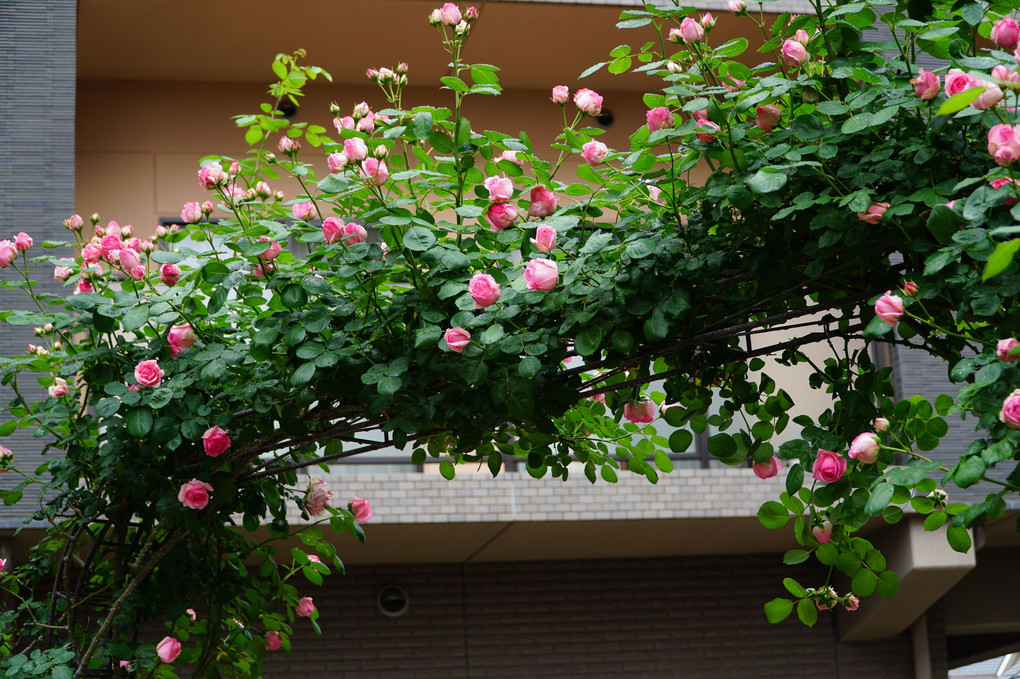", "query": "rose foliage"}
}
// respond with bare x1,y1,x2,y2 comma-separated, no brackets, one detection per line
4,0,1020,673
